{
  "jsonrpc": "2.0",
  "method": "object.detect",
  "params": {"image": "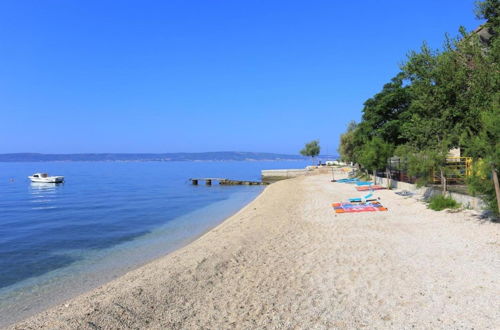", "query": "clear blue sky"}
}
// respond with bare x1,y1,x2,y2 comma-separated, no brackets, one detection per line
0,0,483,155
